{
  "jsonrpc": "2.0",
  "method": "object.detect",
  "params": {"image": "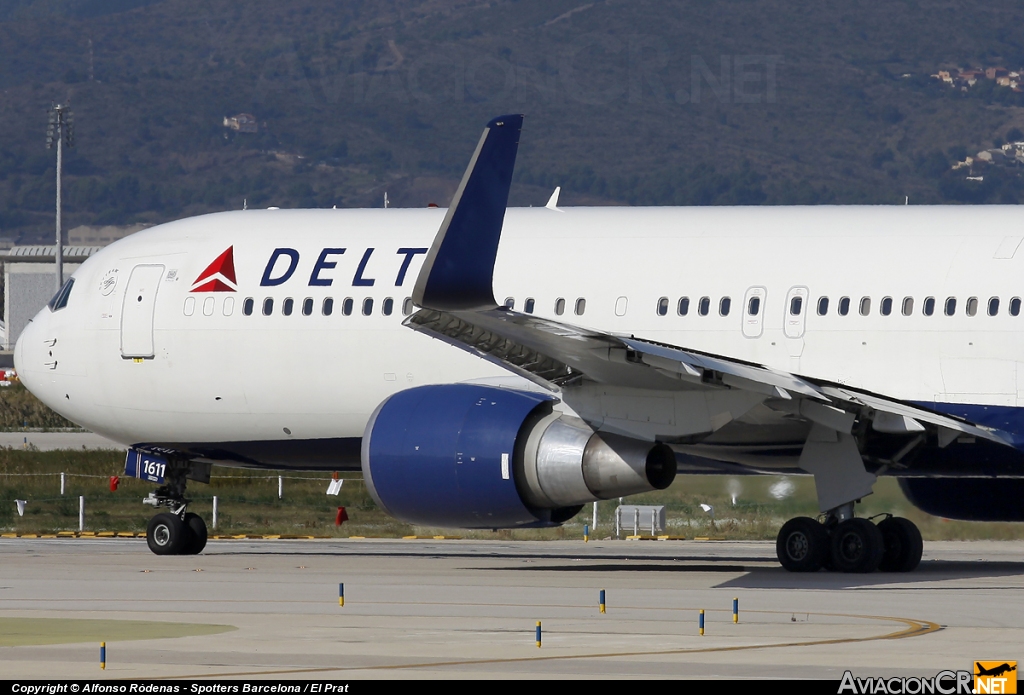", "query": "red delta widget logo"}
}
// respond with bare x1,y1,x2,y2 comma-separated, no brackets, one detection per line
190,247,237,292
